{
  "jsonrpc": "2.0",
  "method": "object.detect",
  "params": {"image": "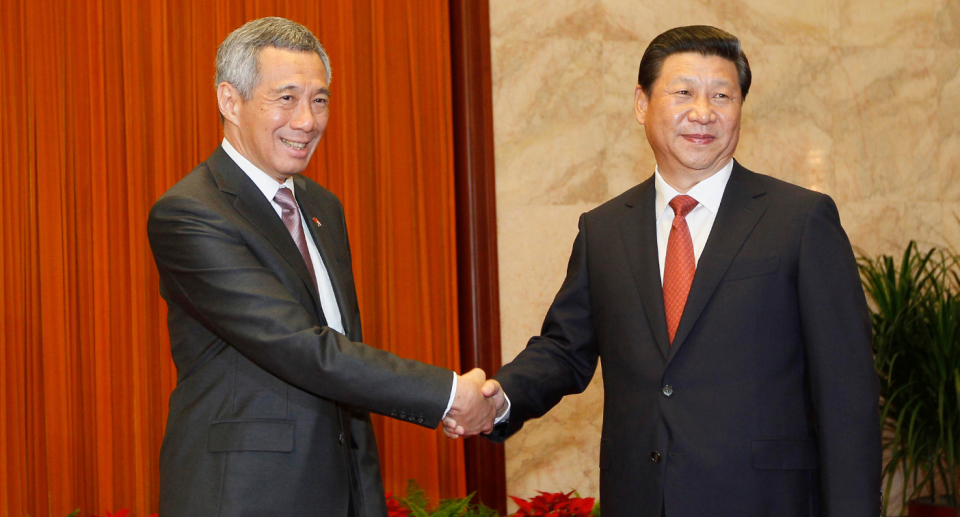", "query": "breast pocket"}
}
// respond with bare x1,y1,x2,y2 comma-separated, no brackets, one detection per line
724,255,780,282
